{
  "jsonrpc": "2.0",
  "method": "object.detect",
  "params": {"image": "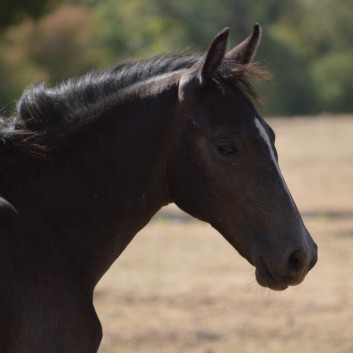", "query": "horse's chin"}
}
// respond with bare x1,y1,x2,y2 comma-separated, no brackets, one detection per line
255,269,289,291
254,259,310,291
255,260,290,291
